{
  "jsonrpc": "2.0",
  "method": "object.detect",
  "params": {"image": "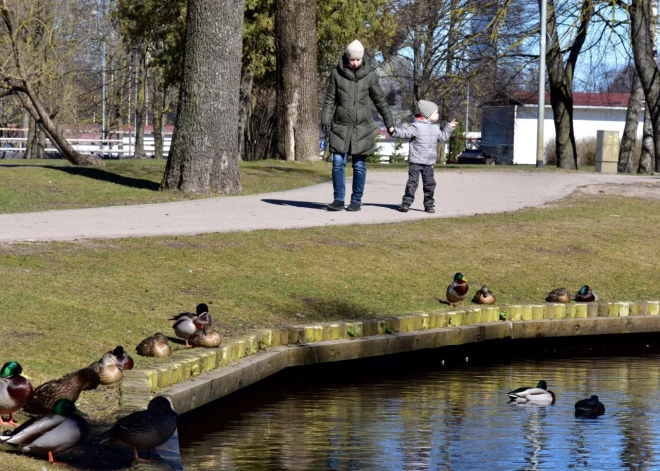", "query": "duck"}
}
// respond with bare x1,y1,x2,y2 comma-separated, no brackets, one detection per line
22,367,100,415
471,285,496,305
109,346,134,371
189,327,222,348
446,272,469,307
170,303,212,347
545,288,572,303
136,333,172,357
574,285,599,303
575,395,605,417
88,352,123,386
0,361,33,426
507,380,555,404
0,398,88,464
101,396,178,463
